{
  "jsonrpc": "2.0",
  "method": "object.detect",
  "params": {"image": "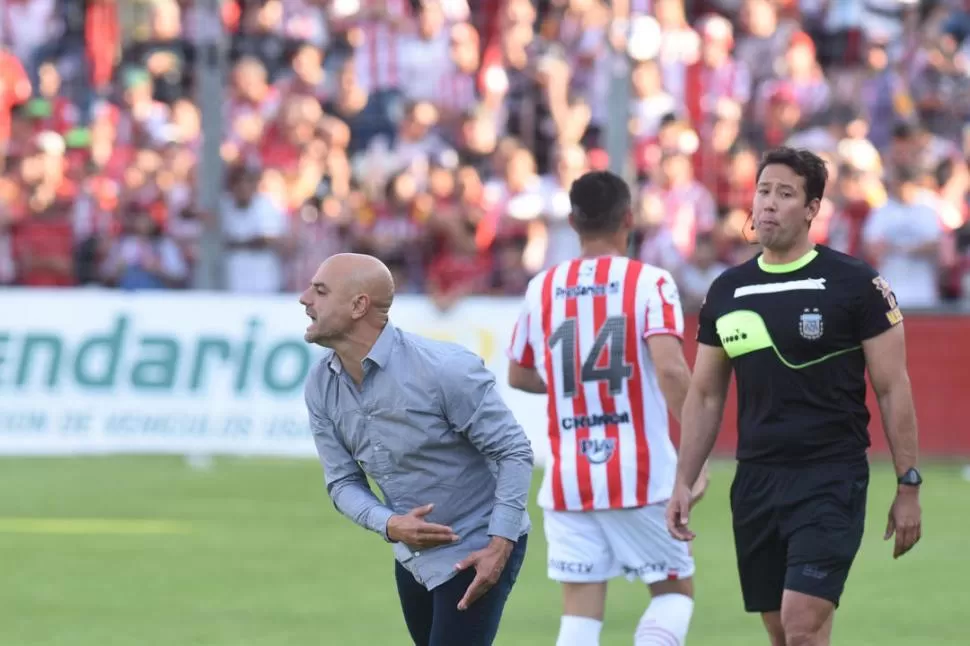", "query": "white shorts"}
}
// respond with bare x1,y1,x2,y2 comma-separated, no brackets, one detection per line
543,503,695,584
